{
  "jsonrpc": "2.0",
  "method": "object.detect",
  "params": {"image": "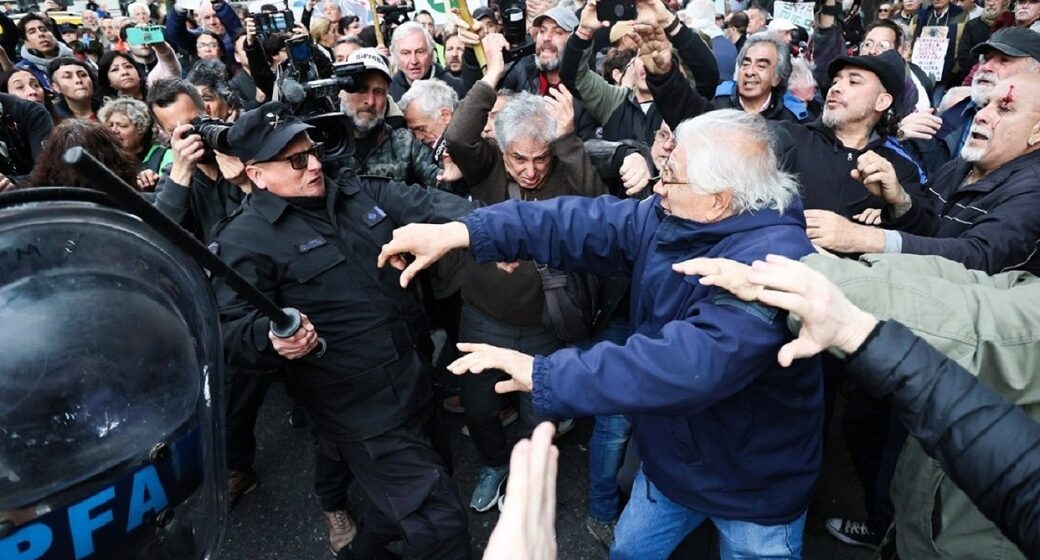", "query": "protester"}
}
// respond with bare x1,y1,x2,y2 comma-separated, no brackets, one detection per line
98,96,171,189
339,48,442,187
398,78,458,148
96,50,146,100
48,56,100,121
28,119,137,187
380,108,823,558
956,0,1015,84
389,21,466,100
16,13,76,94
